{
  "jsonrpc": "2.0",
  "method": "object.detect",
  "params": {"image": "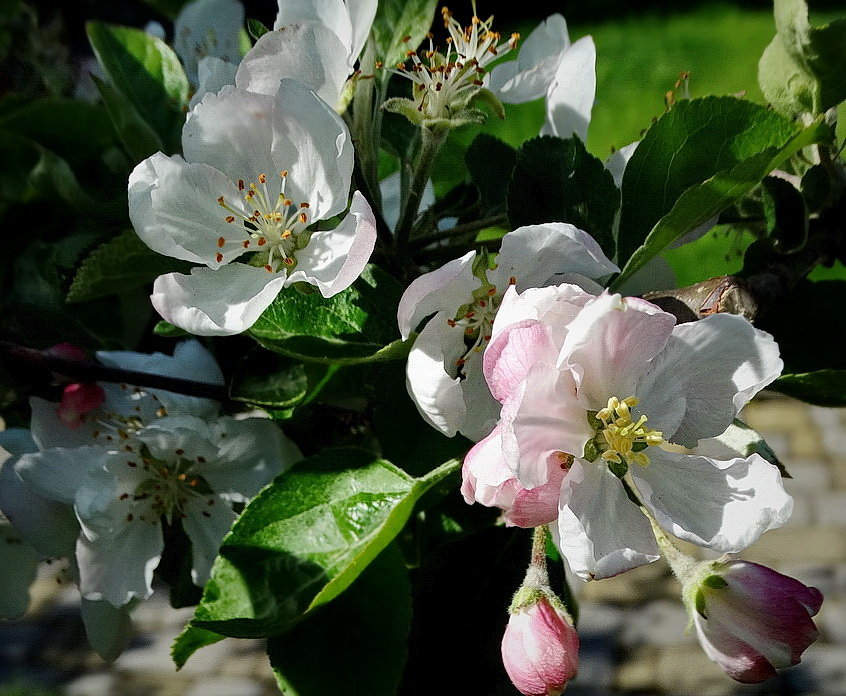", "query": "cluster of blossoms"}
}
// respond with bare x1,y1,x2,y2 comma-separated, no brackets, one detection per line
0,342,301,656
